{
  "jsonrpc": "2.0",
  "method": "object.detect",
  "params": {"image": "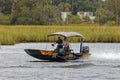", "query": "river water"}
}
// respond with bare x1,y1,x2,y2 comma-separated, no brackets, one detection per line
0,43,120,80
